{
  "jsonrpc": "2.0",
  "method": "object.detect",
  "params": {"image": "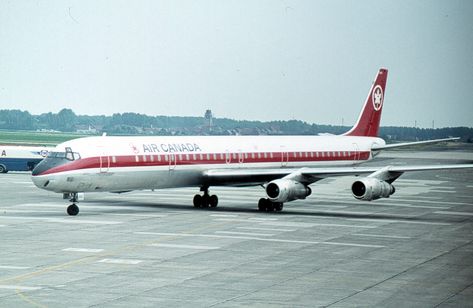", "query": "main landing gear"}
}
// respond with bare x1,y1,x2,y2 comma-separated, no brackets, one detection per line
193,187,218,209
66,193,80,216
258,198,283,212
